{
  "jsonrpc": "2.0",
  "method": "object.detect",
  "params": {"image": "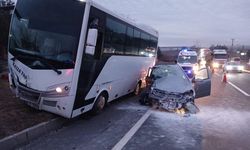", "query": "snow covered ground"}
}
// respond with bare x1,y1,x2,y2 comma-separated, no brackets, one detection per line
150,104,250,150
